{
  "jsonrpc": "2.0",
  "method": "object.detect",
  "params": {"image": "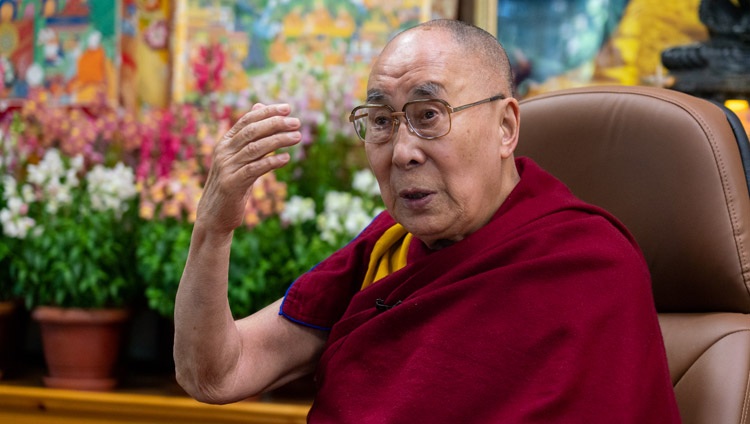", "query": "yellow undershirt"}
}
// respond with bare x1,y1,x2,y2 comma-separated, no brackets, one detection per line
360,223,413,290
